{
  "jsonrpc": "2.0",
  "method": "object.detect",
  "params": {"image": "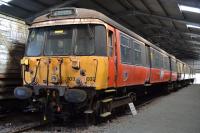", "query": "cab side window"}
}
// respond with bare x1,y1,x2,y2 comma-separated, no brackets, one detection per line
108,31,113,56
